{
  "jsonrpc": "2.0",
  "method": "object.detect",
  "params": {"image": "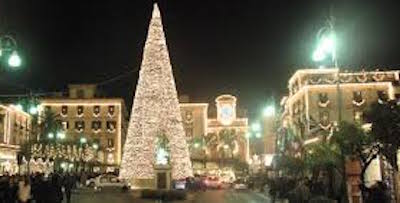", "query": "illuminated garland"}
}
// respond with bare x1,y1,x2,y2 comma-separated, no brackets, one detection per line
309,77,322,85
356,73,368,83
352,99,365,107
372,72,385,82
340,75,353,83
120,3,193,182
318,100,330,108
